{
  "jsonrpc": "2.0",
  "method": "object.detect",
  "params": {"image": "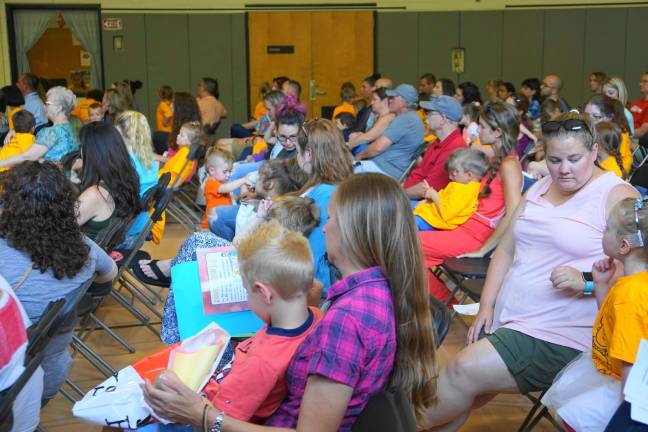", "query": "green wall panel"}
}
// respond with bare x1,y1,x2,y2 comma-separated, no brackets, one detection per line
101,14,150,118
624,7,648,102
501,10,544,93
458,11,503,92
188,14,246,139
417,12,460,86
542,9,586,108
144,14,191,125
376,12,419,86
582,8,627,99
